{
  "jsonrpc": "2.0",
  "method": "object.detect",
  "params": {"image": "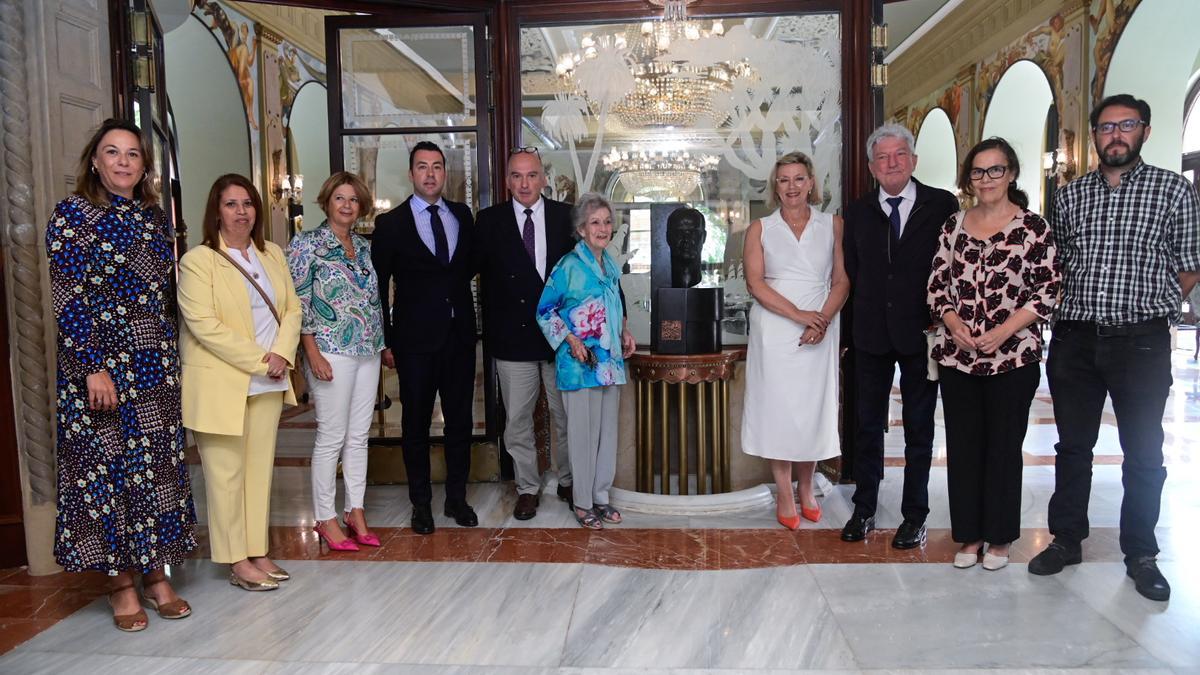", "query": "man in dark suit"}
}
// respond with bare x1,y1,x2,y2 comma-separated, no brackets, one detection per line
476,148,576,520
841,123,959,548
371,141,478,535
